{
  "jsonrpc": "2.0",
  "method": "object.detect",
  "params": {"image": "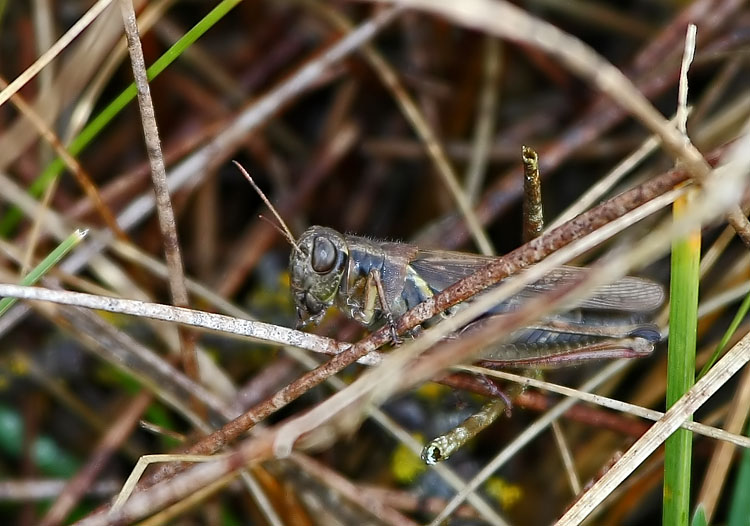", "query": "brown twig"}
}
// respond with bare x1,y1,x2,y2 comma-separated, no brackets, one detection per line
119,0,197,383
